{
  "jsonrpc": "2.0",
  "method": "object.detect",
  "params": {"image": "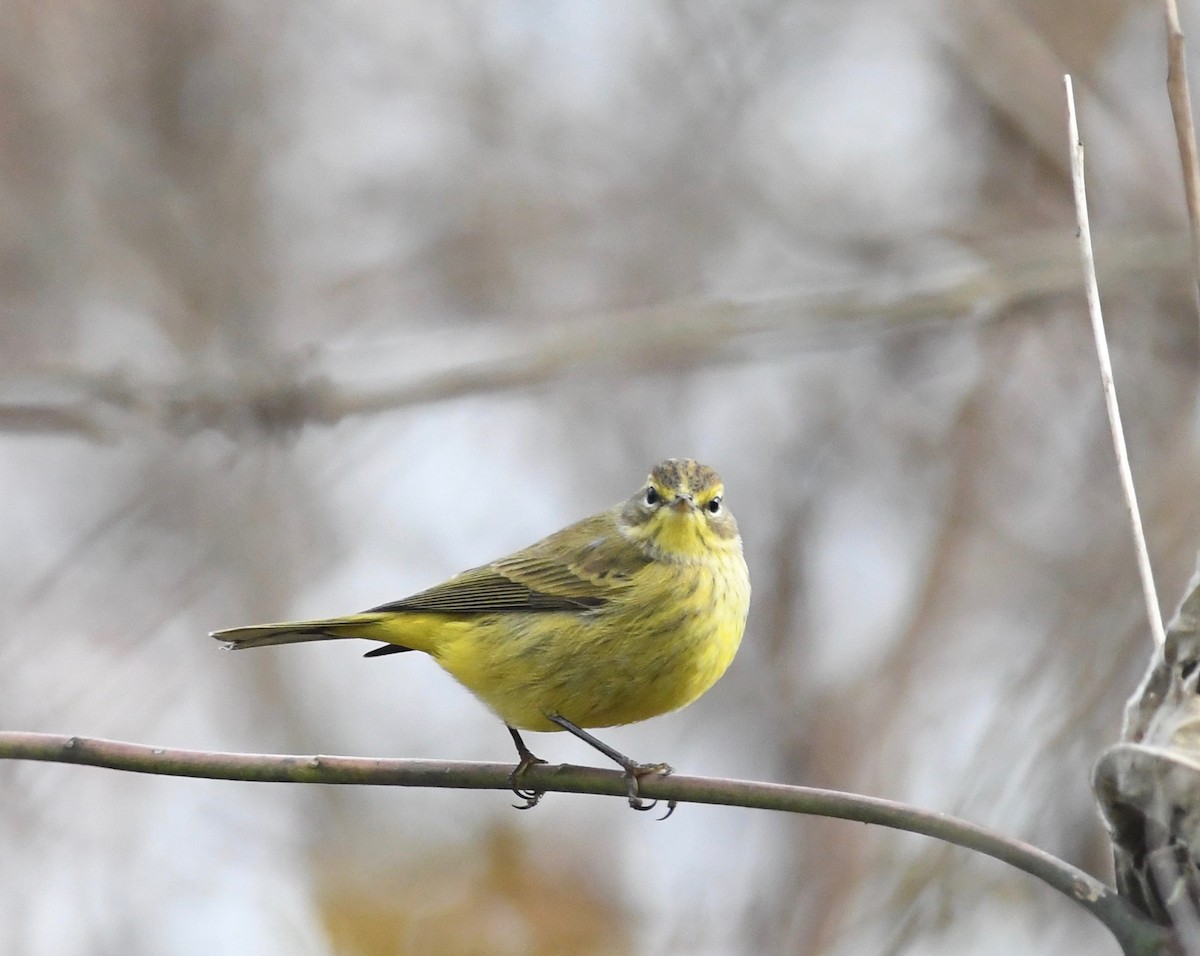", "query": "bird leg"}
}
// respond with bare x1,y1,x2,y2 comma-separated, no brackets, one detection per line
506,726,547,810
547,713,676,818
